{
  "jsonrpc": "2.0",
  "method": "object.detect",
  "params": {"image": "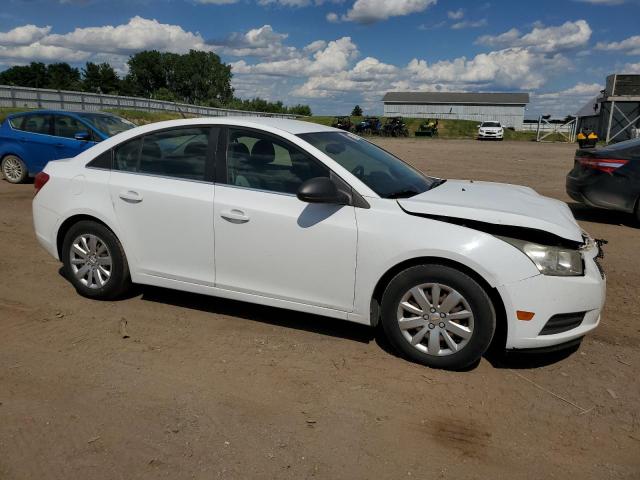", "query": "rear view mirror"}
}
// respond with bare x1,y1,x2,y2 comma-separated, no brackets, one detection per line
74,131,90,141
297,177,349,205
